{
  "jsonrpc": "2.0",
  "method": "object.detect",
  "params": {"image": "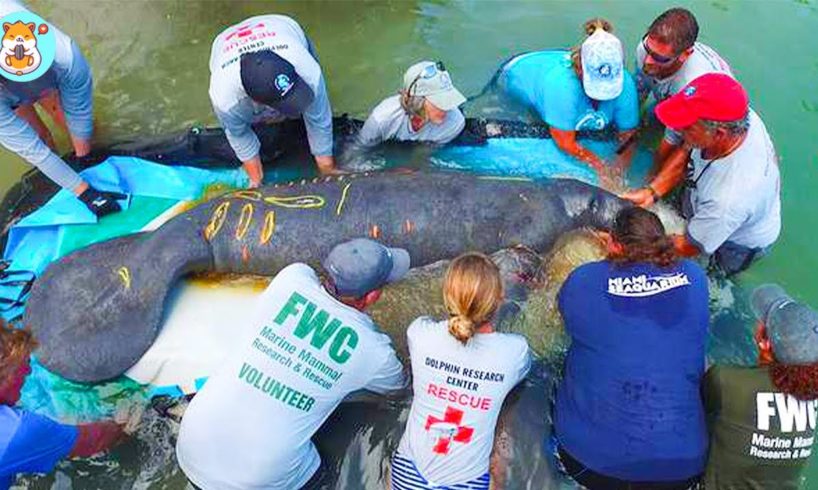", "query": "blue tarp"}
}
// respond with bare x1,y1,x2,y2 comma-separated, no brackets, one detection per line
6,157,246,420
1,157,247,321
